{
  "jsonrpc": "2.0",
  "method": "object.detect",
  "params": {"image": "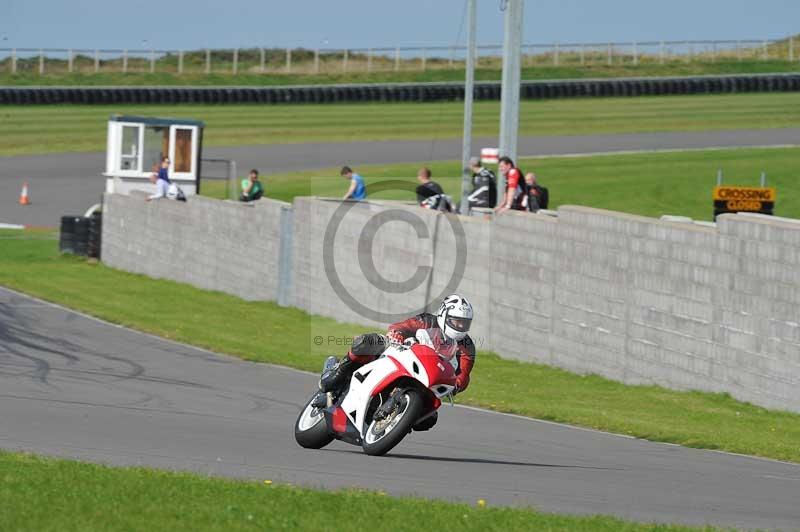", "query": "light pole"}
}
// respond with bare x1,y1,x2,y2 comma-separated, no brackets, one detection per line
497,0,524,204
459,0,477,215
